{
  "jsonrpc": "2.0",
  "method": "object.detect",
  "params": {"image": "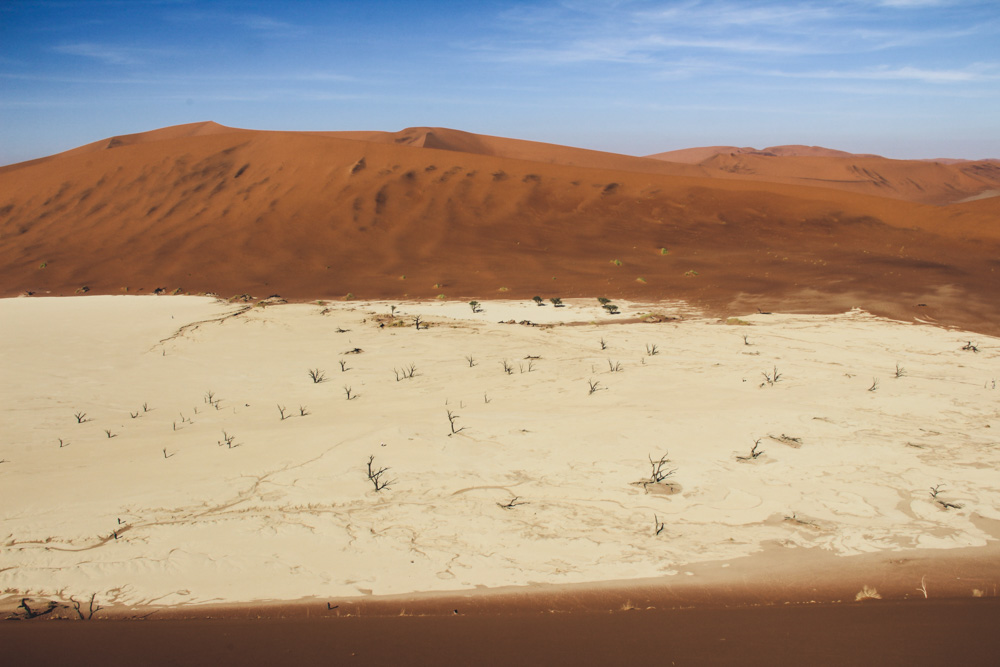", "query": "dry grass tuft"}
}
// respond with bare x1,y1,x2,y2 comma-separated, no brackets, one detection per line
855,585,882,601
